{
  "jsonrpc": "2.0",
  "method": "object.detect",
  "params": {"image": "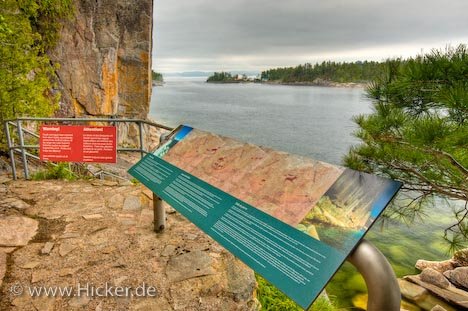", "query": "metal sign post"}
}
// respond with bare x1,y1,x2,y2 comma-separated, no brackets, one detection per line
348,240,401,311
153,194,165,233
